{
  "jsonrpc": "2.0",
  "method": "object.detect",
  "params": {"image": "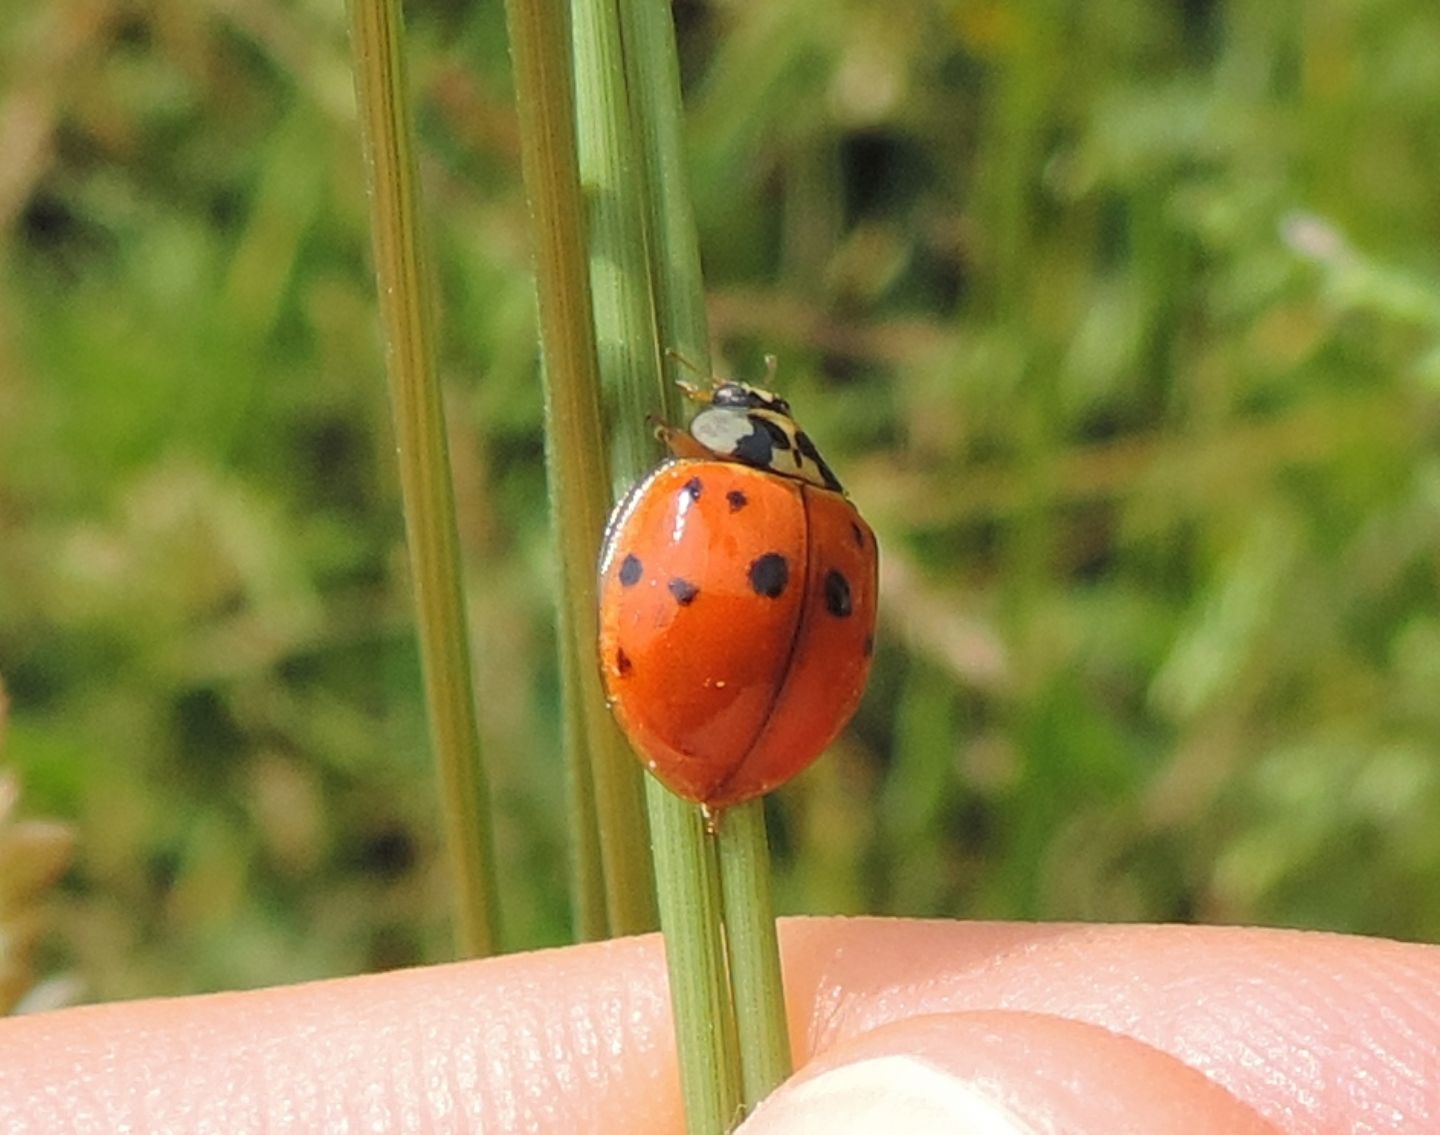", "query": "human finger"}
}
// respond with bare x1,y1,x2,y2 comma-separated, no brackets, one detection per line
776,919,1440,1133
740,1009,1278,1134
2,919,1438,1132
